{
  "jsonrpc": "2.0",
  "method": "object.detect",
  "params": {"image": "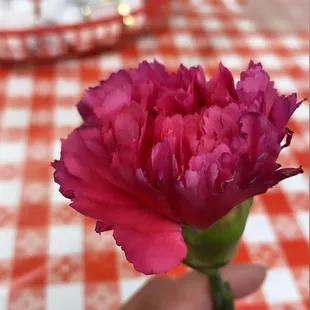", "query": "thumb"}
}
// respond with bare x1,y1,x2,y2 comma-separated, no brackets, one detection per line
221,263,267,298
174,263,267,309
121,263,267,310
